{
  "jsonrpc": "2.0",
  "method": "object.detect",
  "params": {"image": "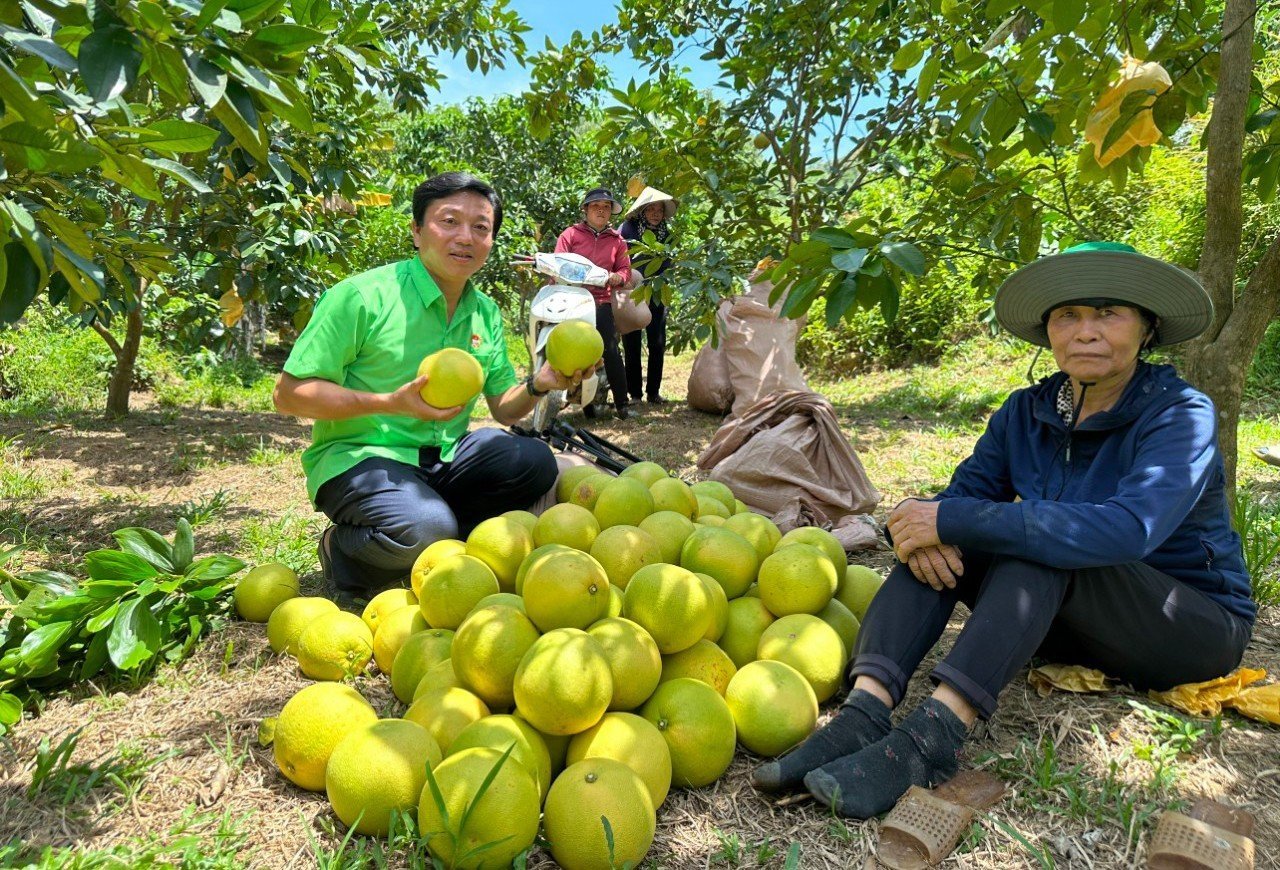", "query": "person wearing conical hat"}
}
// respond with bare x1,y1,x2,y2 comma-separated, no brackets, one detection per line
752,242,1254,821
553,187,633,420
619,186,678,405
